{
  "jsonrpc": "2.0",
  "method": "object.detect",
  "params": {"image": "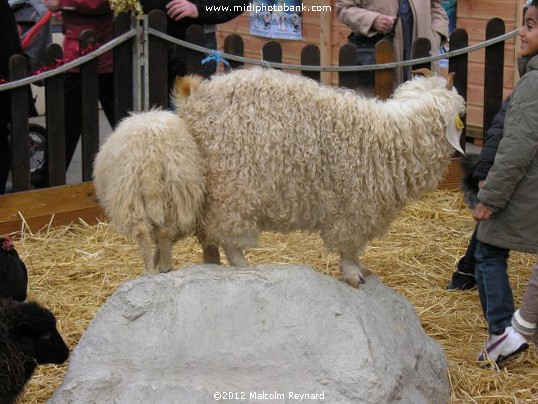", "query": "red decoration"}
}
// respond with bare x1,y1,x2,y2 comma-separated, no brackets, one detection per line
0,43,101,84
